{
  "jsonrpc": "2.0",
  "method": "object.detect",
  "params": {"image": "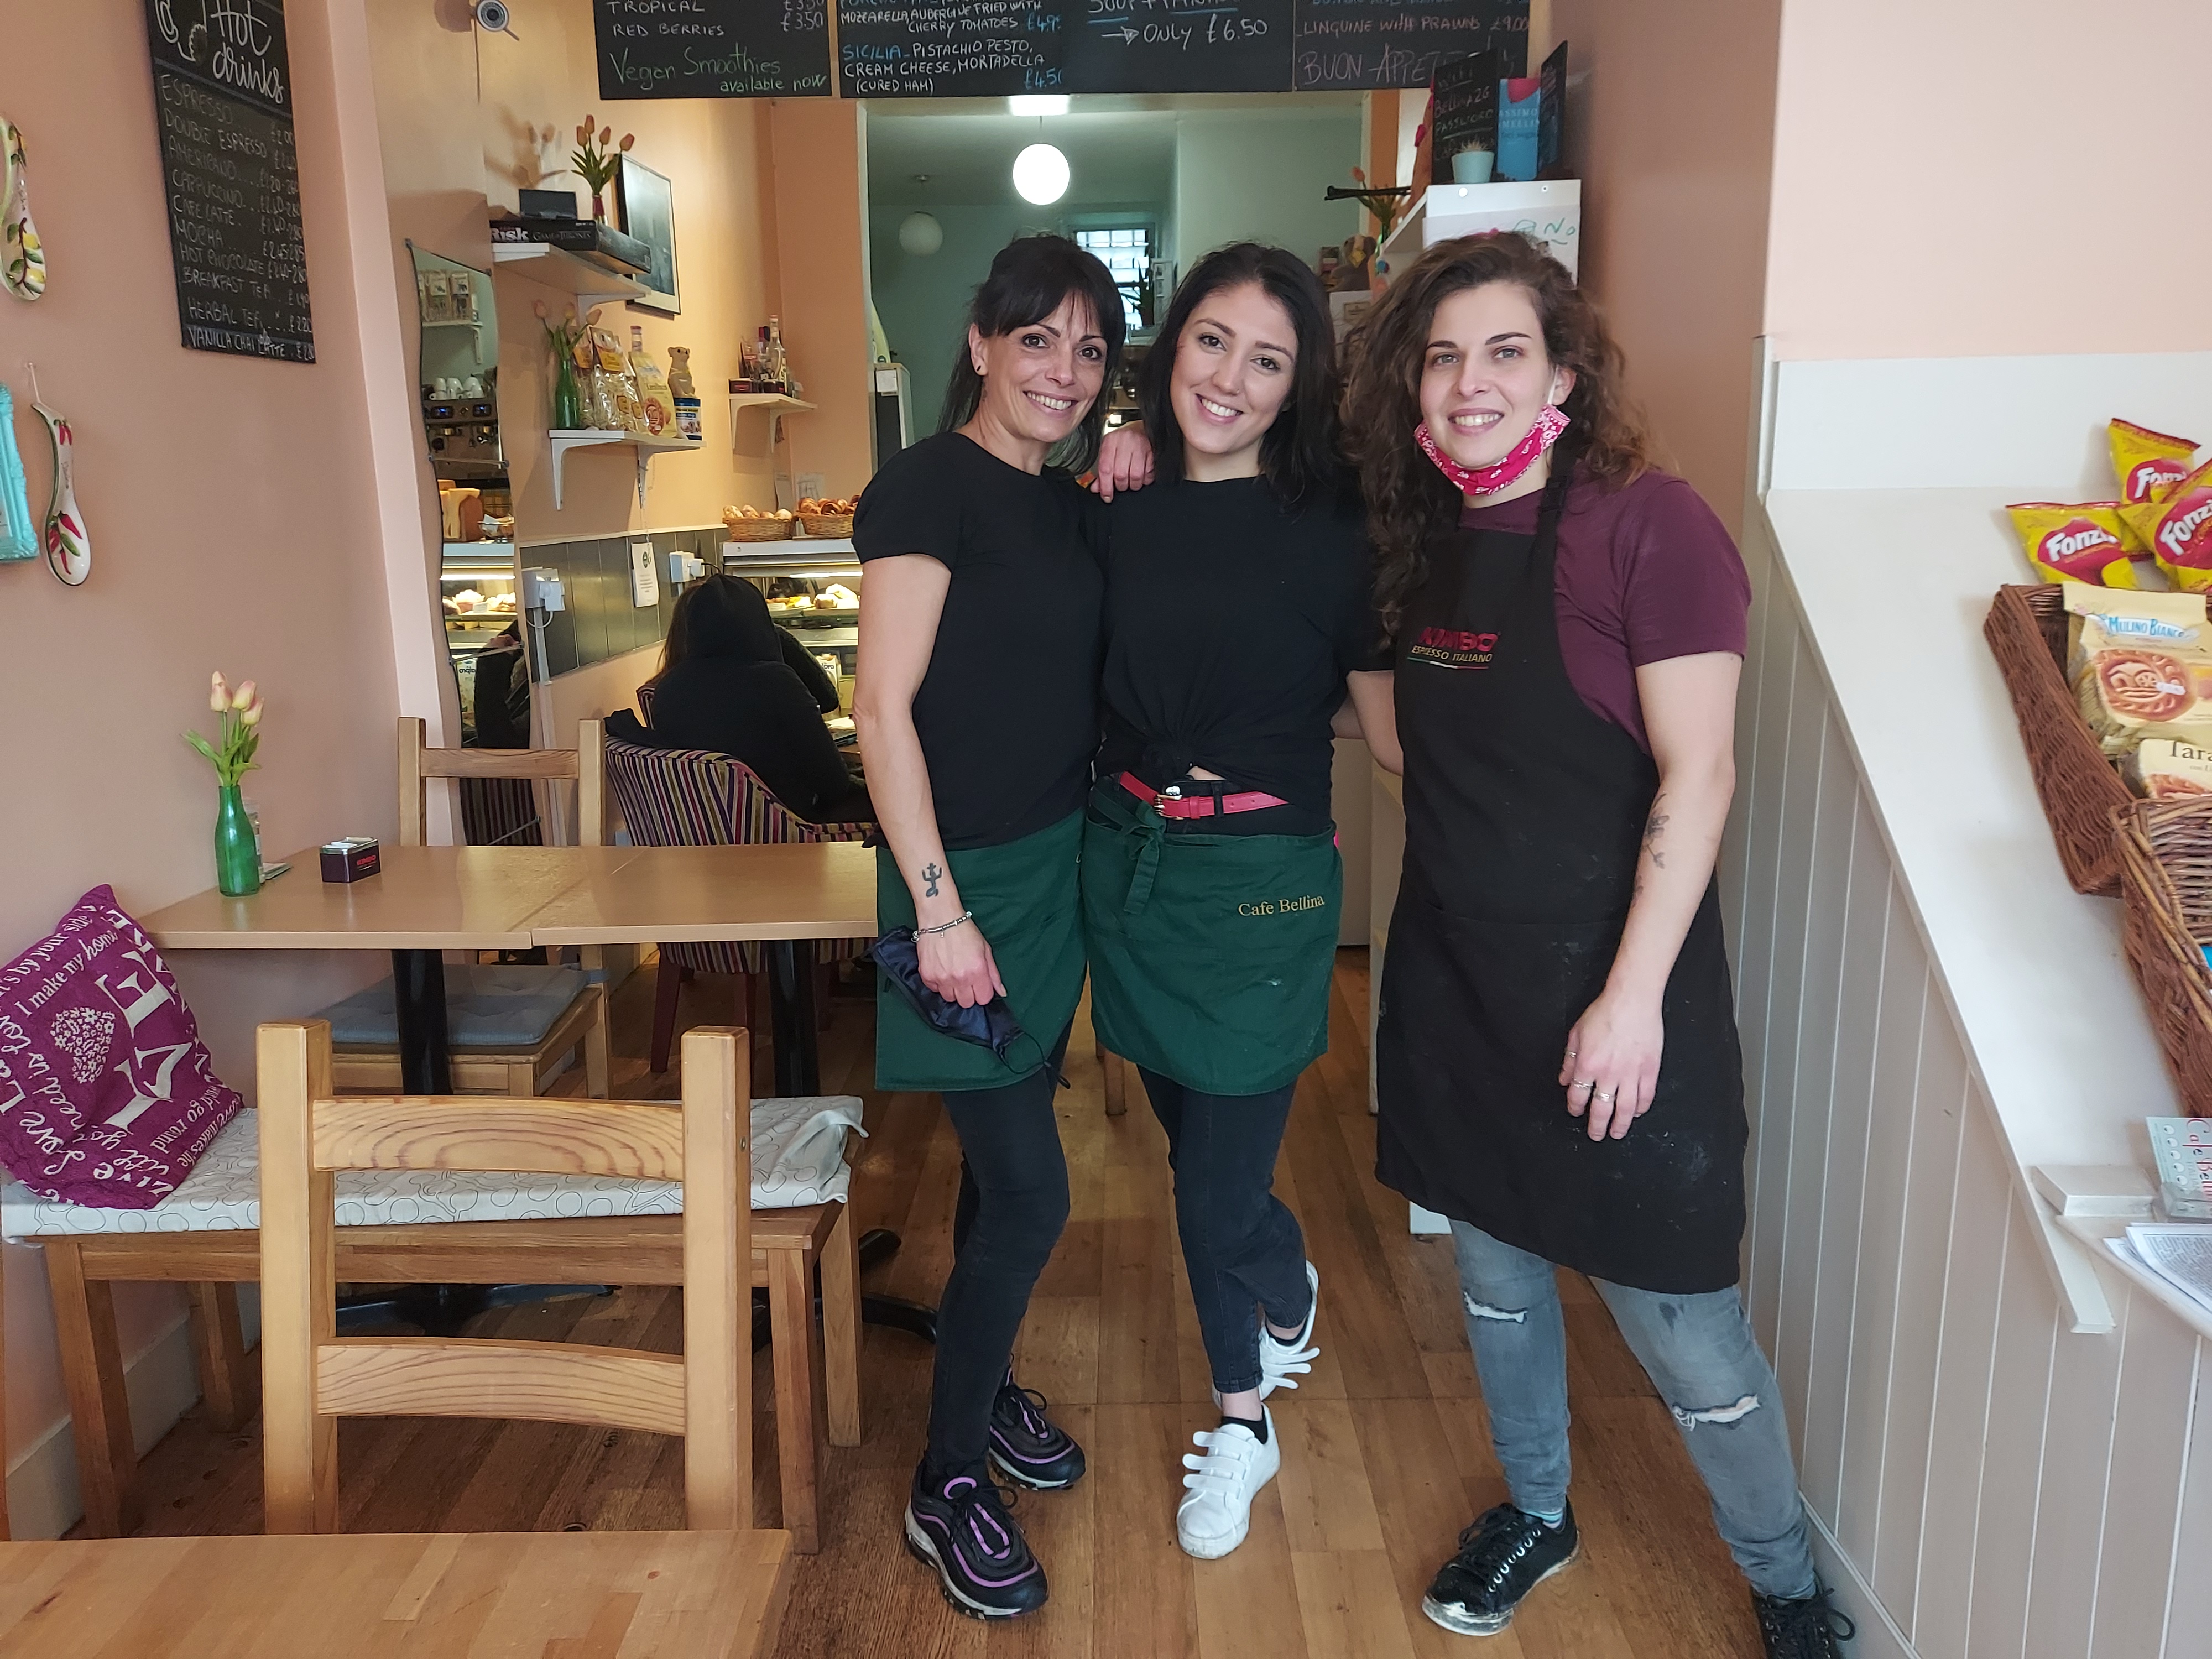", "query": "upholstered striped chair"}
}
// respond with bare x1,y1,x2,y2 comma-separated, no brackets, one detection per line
598,724,873,1072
